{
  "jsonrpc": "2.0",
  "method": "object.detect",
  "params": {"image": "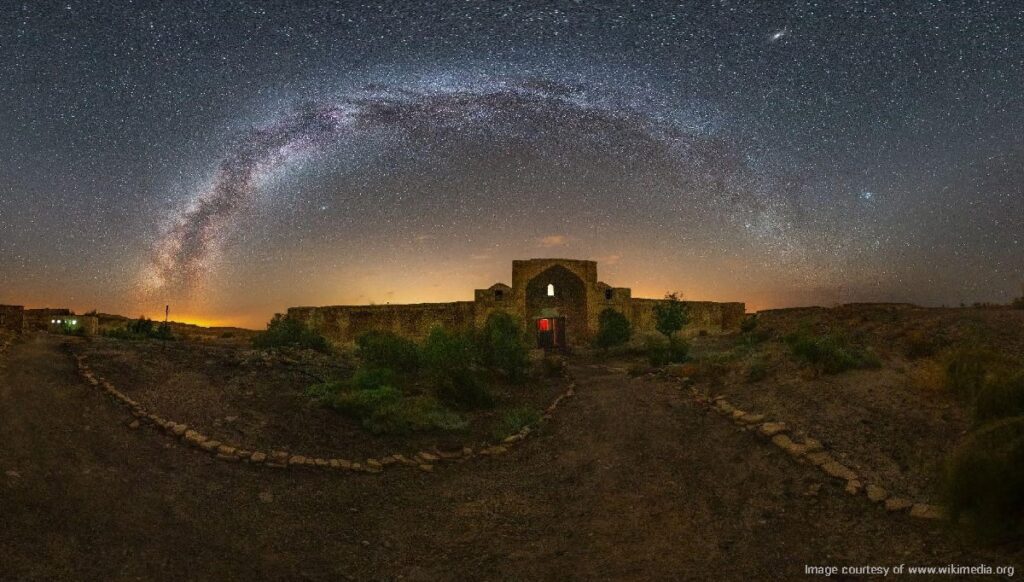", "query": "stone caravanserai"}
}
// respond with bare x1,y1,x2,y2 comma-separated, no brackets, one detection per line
288,258,744,348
